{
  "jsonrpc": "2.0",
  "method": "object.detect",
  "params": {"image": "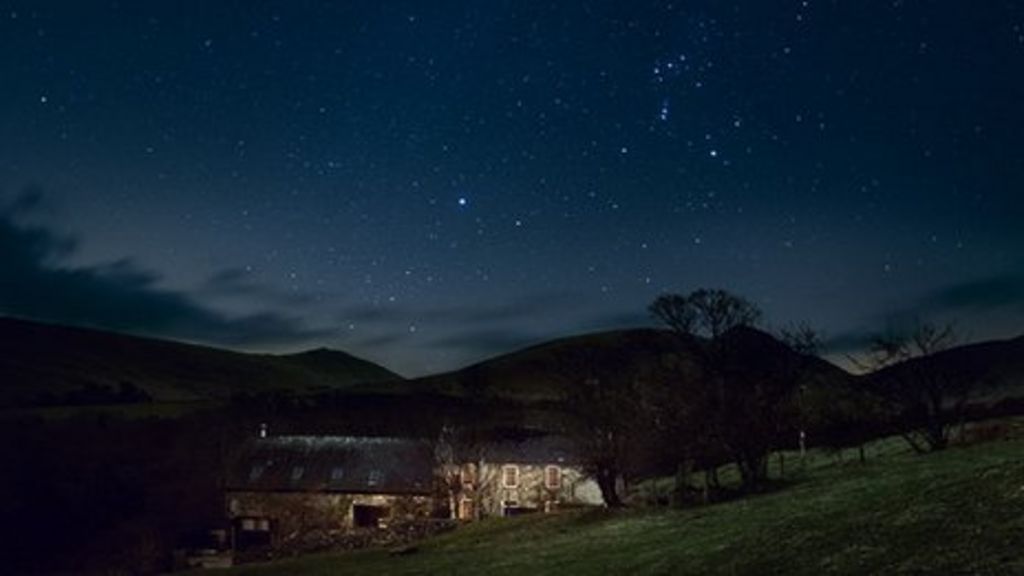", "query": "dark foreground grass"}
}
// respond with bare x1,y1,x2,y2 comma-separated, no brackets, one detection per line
213,434,1024,575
